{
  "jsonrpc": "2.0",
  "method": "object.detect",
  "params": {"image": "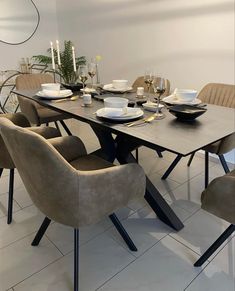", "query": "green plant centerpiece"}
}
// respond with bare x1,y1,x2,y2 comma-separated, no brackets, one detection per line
33,40,86,85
